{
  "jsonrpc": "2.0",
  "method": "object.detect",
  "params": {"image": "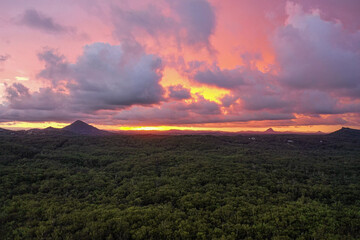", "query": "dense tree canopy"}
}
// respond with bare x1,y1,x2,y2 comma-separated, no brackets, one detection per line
1,134,360,239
